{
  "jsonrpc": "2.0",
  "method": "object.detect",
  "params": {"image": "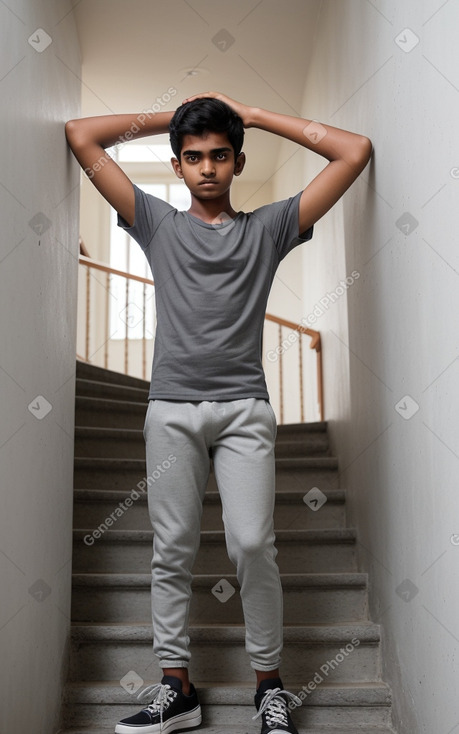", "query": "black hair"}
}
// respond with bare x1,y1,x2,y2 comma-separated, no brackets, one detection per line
169,97,244,160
